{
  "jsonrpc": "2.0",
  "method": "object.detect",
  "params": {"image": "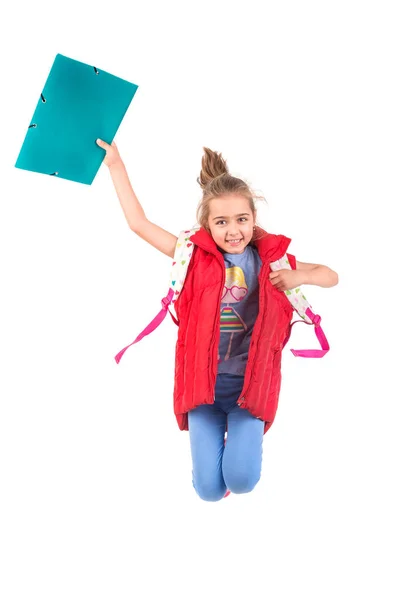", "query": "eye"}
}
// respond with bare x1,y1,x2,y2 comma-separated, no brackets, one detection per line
238,217,248,222
216,220,226,226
